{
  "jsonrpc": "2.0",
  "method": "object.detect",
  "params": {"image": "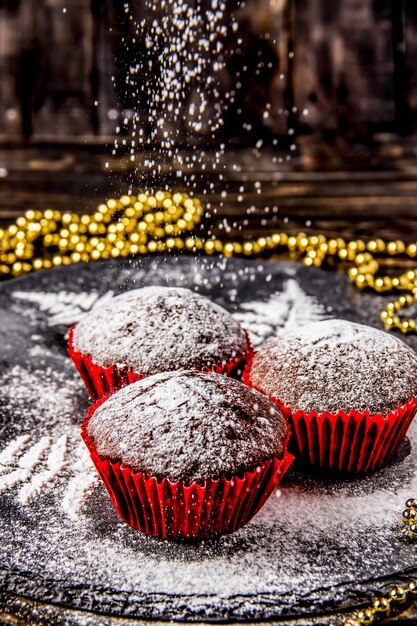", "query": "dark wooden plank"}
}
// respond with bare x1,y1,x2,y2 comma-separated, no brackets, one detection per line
404,0,417,132
292,0,396,133
1,143,417,246
0,0,95,138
